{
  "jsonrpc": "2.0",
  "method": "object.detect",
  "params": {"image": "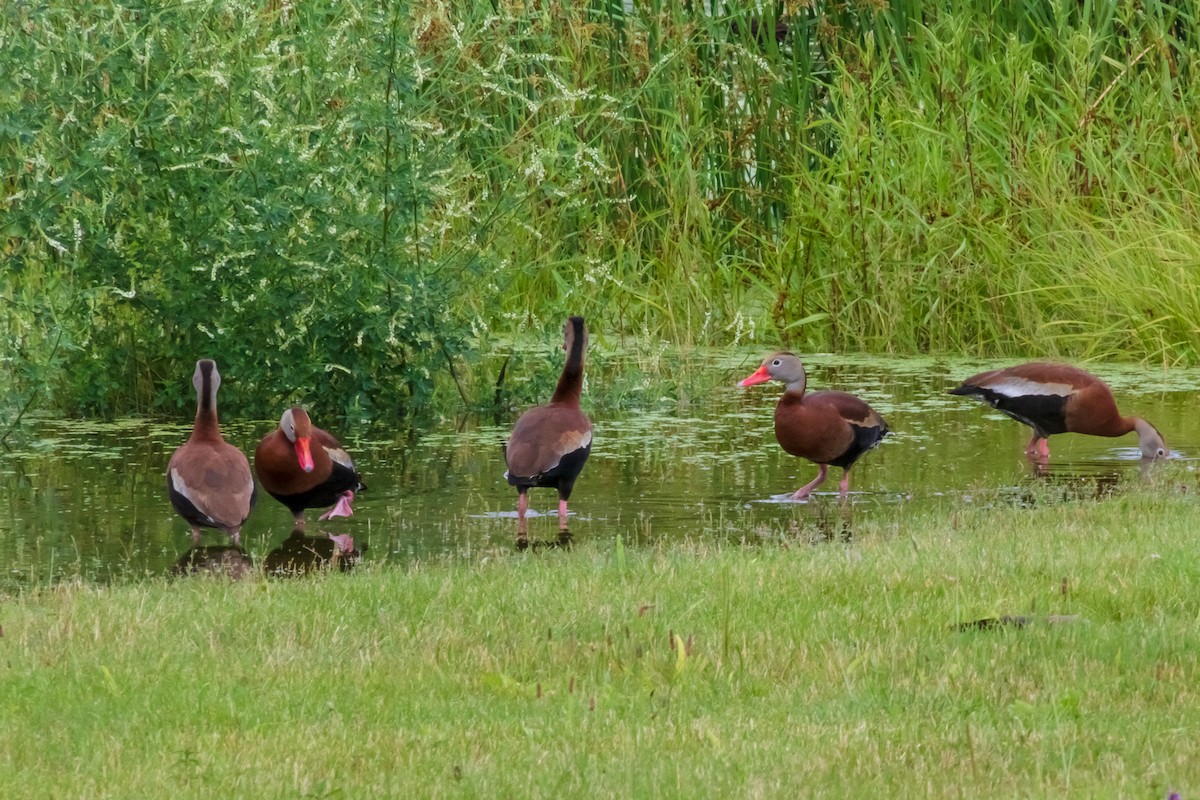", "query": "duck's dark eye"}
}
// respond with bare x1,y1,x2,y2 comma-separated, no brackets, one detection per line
771,359,781,367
